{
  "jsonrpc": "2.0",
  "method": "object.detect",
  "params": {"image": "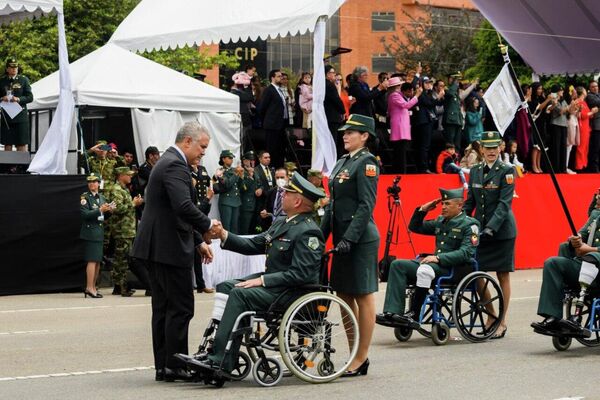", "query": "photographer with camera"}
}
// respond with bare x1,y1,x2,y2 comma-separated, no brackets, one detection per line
321,114,380,377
